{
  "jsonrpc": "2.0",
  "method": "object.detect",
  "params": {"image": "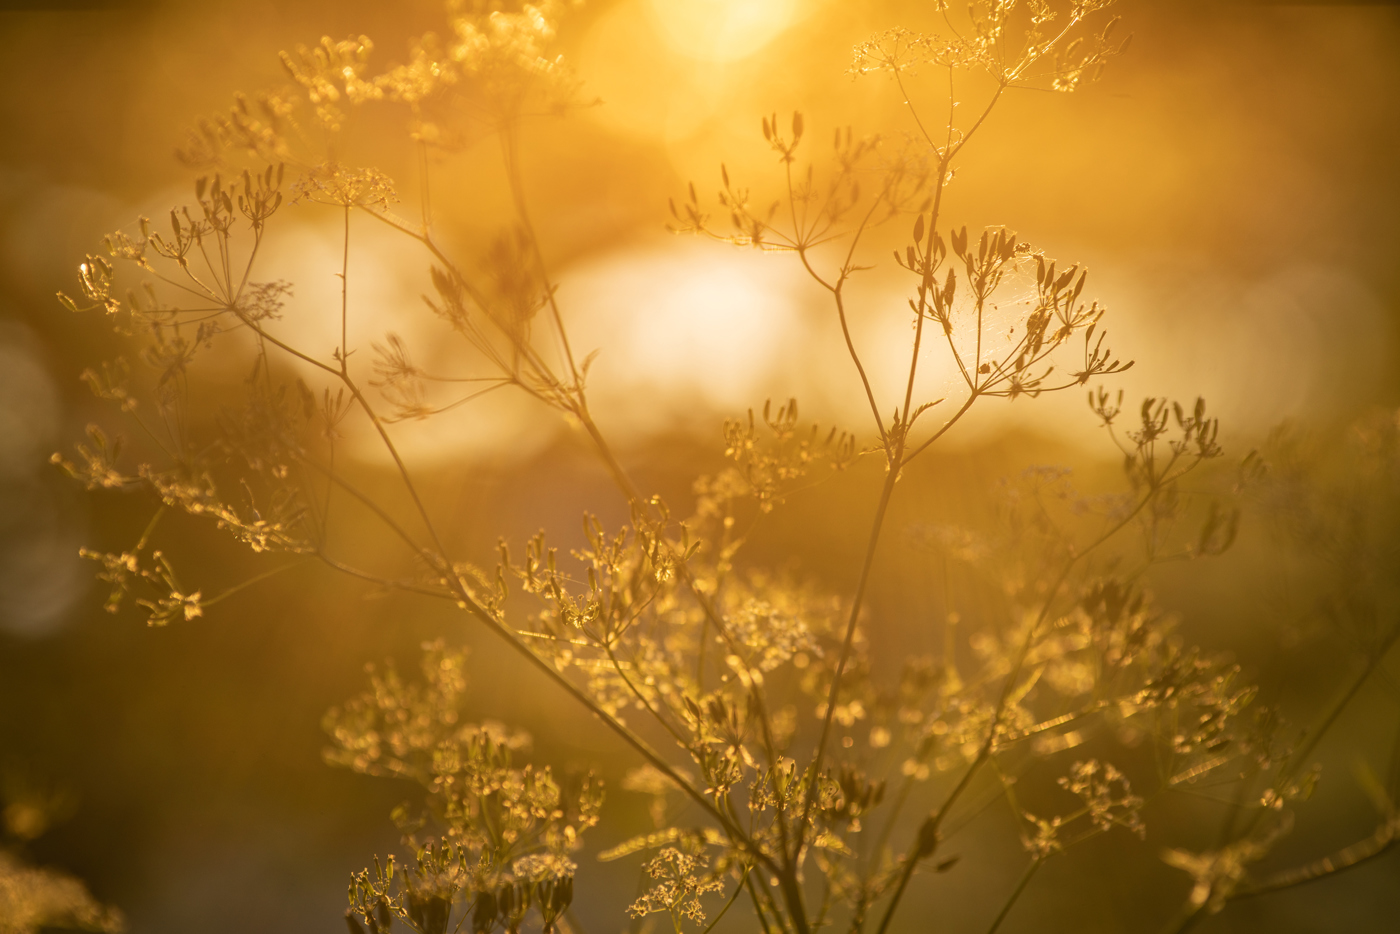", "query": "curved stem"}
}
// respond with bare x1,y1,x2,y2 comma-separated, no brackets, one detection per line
795,461,901,865
1234,814,1400,900
199,561,302,608
1282,624,1400,793
339,205,349,373
876,481,1163,932
986,858,1044,934
793,237,886,443
240,297,757,867
872,744,985,934
501,122,581,387
700,865,753,934
602,639,692,751
745,870,779,934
